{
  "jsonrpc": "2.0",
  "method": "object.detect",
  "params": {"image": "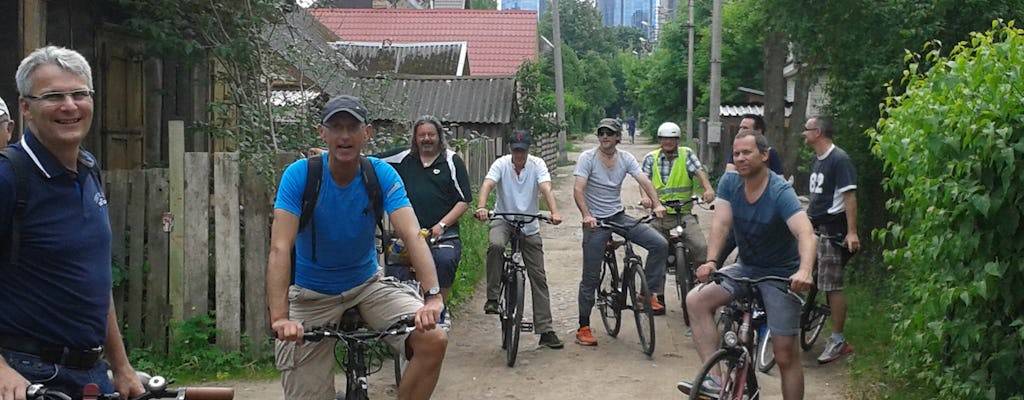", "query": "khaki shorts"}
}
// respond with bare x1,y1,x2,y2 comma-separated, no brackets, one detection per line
274,273,422,399
816,234,852,292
